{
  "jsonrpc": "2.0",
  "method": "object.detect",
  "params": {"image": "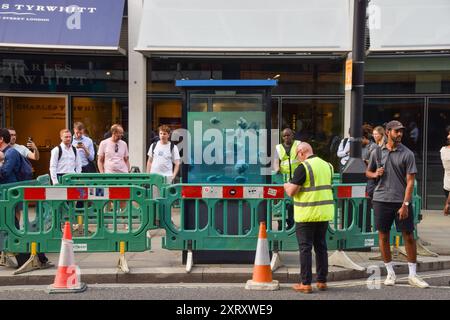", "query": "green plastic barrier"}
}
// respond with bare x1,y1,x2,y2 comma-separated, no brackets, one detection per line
159,182,422,253
0,185,157,254
0,174,50,200
60,173,167,199
0,175,51,251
